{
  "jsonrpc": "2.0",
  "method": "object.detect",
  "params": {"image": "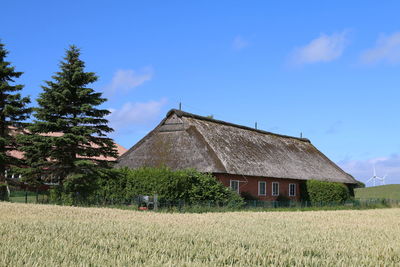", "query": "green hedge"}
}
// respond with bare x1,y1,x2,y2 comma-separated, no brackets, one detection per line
97,167,243,205
306,180,350,204
51,167,243,206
